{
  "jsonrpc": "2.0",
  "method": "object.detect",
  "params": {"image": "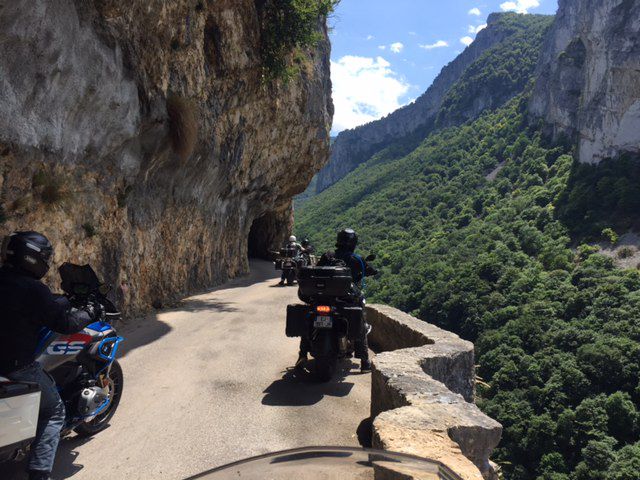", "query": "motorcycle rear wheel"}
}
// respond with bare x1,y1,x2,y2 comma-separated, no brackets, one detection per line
315,356,337,382
74,360,124,437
